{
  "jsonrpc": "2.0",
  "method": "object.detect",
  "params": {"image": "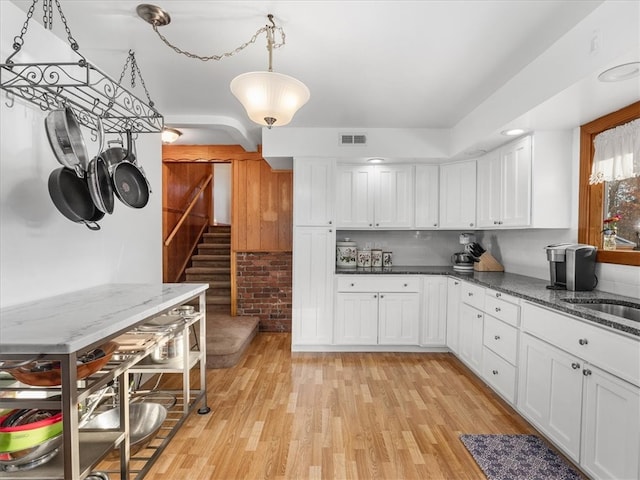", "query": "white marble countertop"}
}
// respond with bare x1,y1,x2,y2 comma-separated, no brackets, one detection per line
0,283,208,355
